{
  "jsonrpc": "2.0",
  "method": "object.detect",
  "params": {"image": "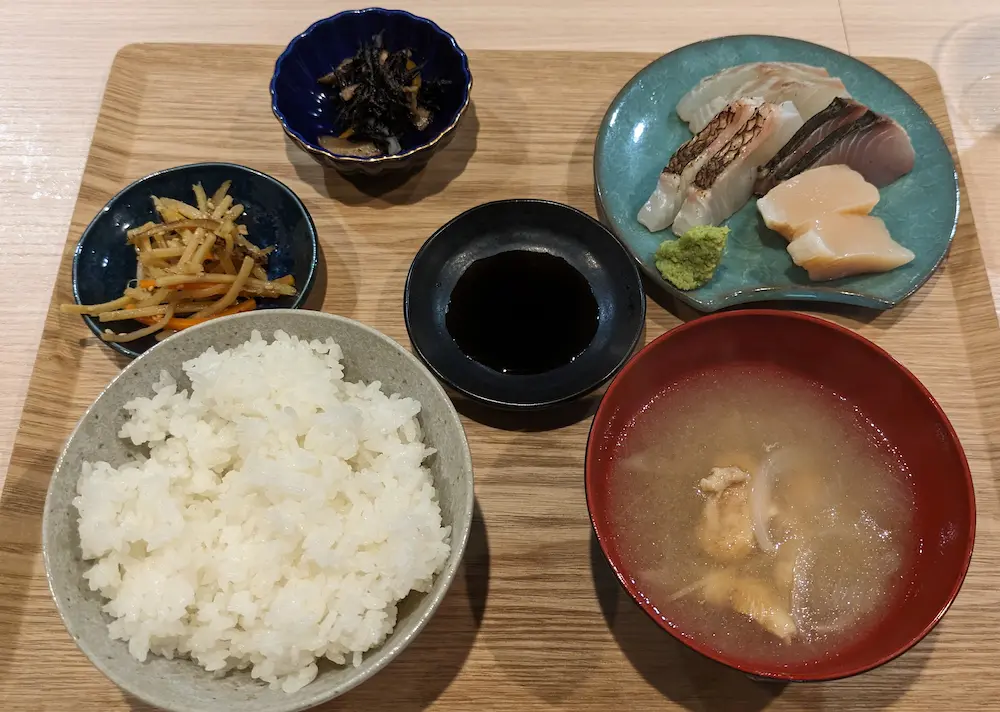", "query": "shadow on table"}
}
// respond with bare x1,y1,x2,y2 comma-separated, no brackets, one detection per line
589,532,933,710
589,533,784,711
316,497,490,711
637,255,939,333
287,102,480,207
451,391,602,432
